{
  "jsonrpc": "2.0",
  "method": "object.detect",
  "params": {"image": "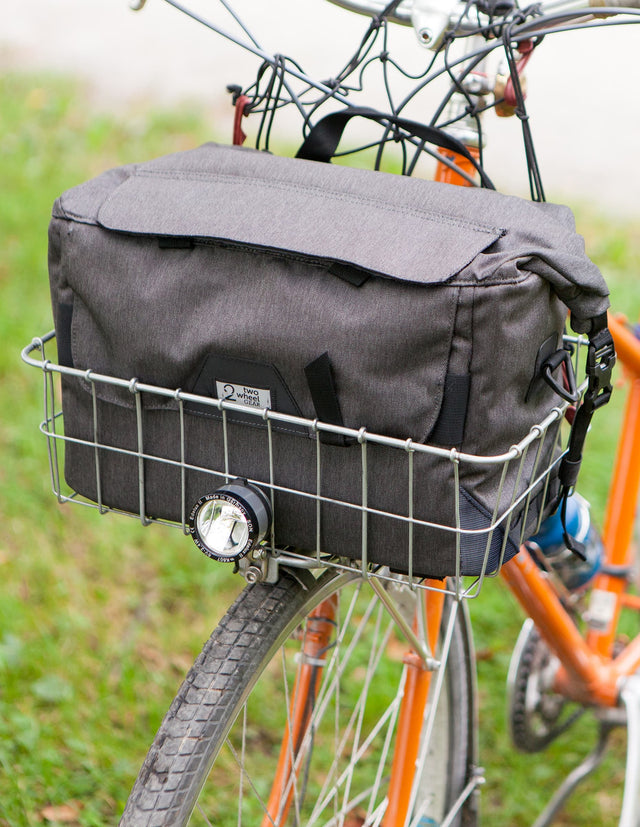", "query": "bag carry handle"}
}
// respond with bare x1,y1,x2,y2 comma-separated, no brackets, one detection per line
296,105,495,190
